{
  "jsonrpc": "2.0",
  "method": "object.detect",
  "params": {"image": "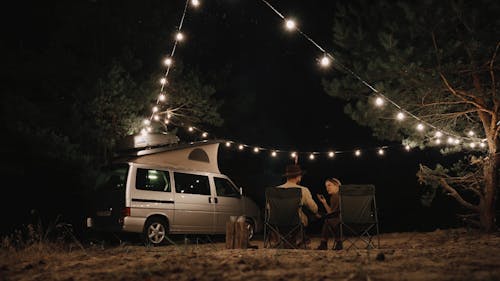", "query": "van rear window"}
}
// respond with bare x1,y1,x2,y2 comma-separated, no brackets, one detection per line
95,164,129,191
136,168,171,192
